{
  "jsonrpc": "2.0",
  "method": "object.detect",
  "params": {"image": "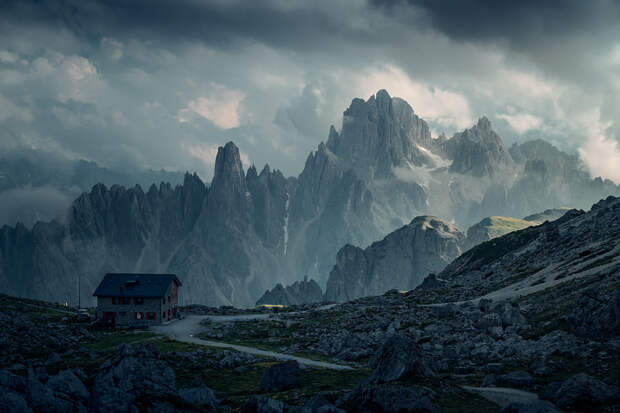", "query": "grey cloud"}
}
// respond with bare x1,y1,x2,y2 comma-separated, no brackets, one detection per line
0,0,379,54
0,0,618,183
0,186,72,228
370,0,620,47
